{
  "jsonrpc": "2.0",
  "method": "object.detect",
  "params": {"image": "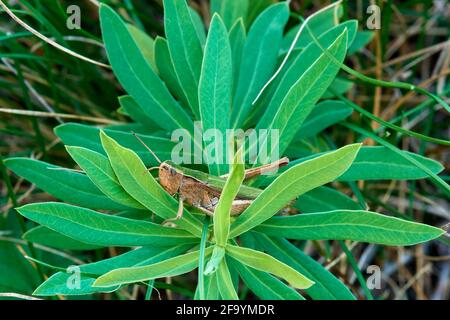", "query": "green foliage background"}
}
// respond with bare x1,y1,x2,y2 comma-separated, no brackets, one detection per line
0,0,448,300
